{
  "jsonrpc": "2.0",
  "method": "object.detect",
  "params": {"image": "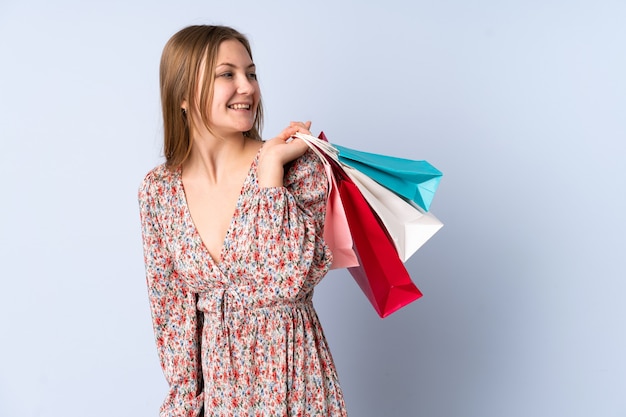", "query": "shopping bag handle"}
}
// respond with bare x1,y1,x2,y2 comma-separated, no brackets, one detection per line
294,132,350,182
